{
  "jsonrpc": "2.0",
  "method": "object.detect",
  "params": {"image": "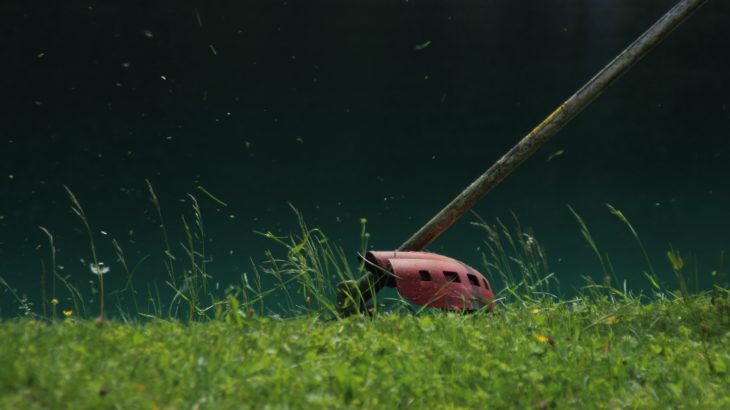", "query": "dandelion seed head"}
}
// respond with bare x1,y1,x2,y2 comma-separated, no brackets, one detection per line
90,262,110,275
